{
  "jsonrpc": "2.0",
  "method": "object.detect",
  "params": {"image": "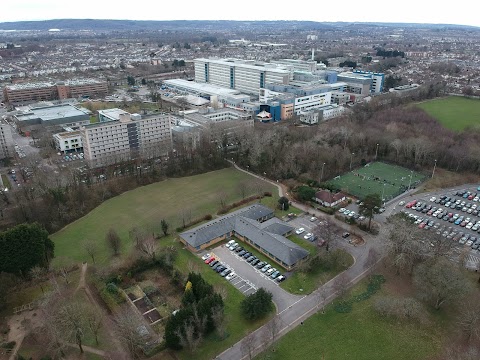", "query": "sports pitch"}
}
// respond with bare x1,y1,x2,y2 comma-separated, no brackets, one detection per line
326,162,425,201
416,96,480,132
